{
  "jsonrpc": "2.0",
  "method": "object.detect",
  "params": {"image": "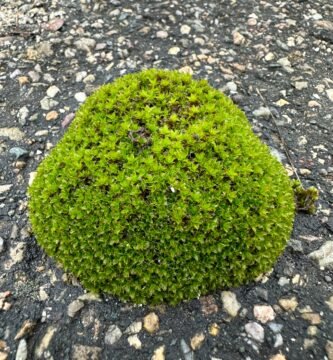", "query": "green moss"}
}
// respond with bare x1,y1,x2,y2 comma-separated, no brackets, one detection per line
28,69,295,305
292,180,319,214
